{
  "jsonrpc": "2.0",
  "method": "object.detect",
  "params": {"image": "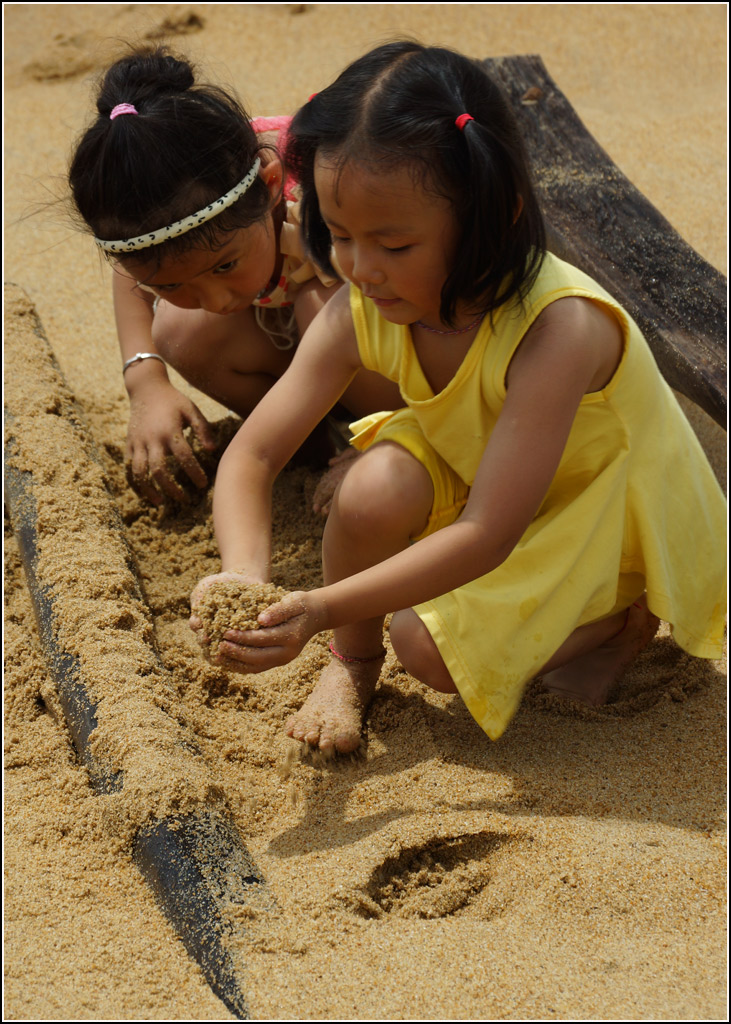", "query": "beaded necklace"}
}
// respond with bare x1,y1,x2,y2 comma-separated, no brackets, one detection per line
413,311,485,335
